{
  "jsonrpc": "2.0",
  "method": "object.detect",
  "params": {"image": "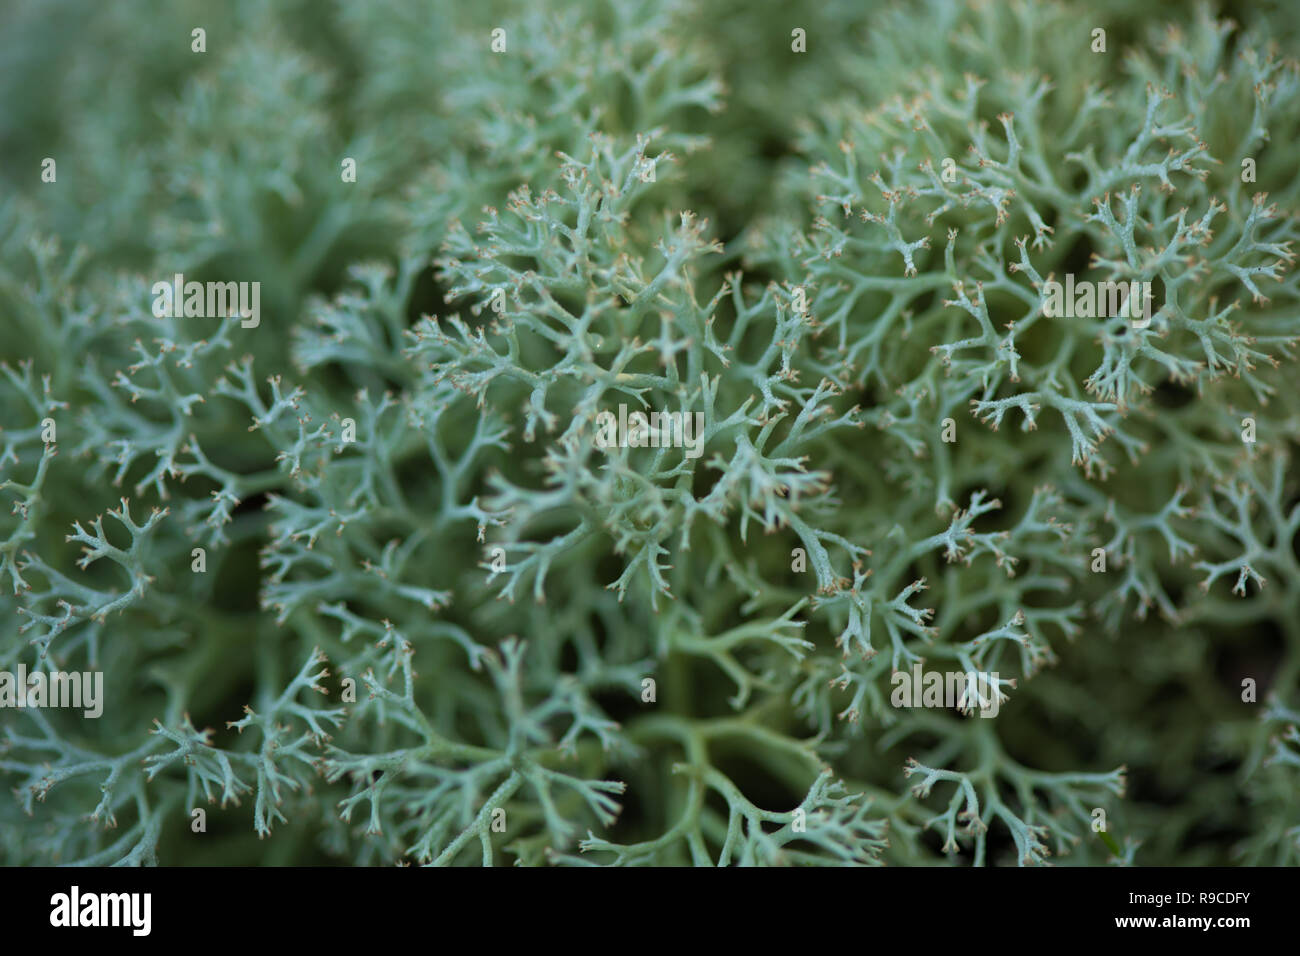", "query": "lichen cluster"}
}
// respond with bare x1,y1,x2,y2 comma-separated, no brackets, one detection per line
1,0,1297,865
